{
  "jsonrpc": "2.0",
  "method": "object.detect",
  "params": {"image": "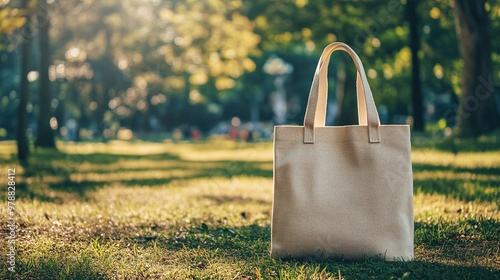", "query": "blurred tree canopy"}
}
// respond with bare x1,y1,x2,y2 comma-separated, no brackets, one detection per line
1,0,499,144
